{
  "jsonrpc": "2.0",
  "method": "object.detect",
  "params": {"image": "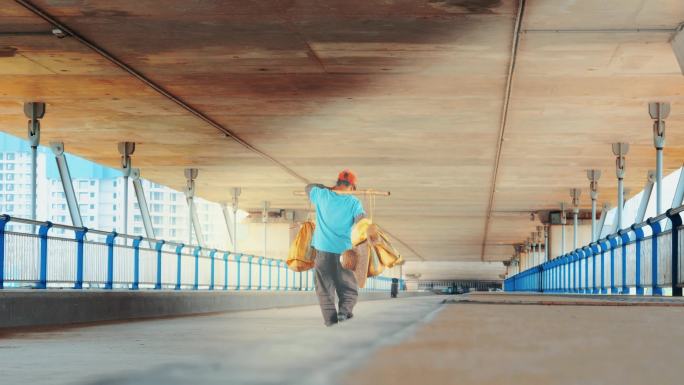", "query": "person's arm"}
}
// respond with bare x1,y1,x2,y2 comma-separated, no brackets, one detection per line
305,183,327,199
354,213,366,224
